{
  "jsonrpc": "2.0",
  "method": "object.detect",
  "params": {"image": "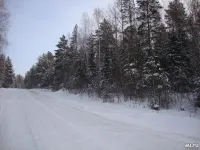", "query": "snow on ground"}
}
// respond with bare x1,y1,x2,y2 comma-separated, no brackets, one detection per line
0,88,199,150
0,88,5,95
33,89,200,139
